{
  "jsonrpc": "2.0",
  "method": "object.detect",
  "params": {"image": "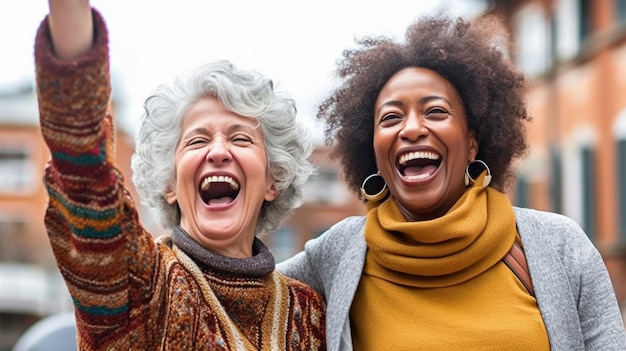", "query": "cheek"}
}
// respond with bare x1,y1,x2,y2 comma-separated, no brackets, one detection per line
373,130,392,153
372,136,386,169
451,137,473,166
180,148,206,165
